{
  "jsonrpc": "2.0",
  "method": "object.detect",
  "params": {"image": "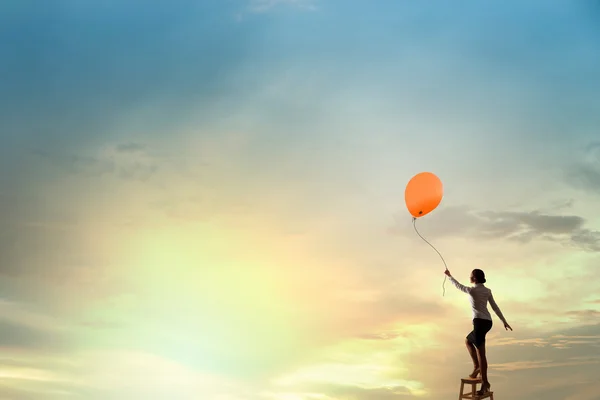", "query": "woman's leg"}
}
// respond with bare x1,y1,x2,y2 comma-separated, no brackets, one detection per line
465,338,480,377
476,344,490,390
